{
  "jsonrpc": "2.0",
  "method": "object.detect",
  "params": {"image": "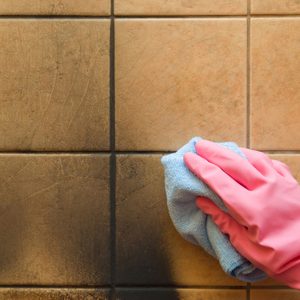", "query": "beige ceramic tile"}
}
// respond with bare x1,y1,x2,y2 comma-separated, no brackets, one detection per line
251,277,284,286
0,20,110,151
0,0,110,15
251,290,300,300
115,0,247,15
117,288,246,300
251,0,300,14
270,155,300,183
0,155,110,285
116,154,244,285
0,289,109,300
250,18,300,150
116,19,247,150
